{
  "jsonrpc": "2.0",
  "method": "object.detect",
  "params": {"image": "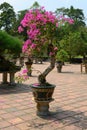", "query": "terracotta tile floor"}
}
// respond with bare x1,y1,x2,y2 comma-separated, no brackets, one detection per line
0,62,87,130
